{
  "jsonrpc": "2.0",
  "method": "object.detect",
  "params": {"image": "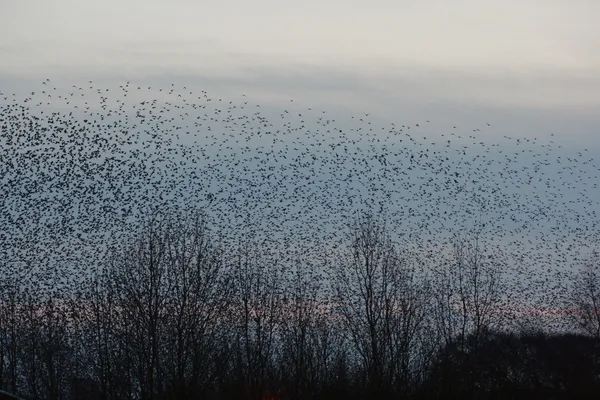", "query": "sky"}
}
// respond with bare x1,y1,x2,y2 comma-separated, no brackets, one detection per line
0,0,599,142
1,0,599,317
